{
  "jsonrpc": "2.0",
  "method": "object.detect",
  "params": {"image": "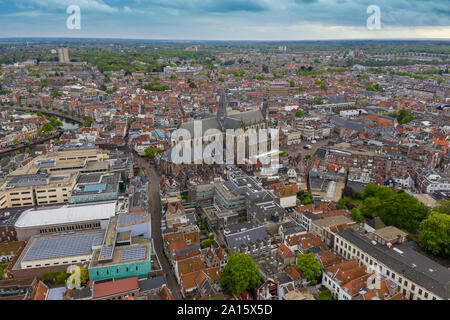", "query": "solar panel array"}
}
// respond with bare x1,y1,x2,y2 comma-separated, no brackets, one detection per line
121,247,147,262
100,246,113,258
24,232,104,261
119,215,142,225
78,174,102,184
